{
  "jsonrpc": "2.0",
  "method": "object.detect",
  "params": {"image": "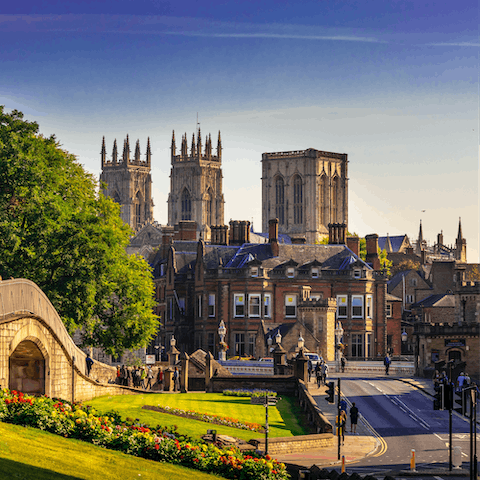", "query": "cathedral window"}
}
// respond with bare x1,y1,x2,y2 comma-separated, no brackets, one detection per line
331,176,338,223
275,176,285,225
319,175,326,225
206,189,213,226
181,189,192,221
135,191,142,227
293,175,303,224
